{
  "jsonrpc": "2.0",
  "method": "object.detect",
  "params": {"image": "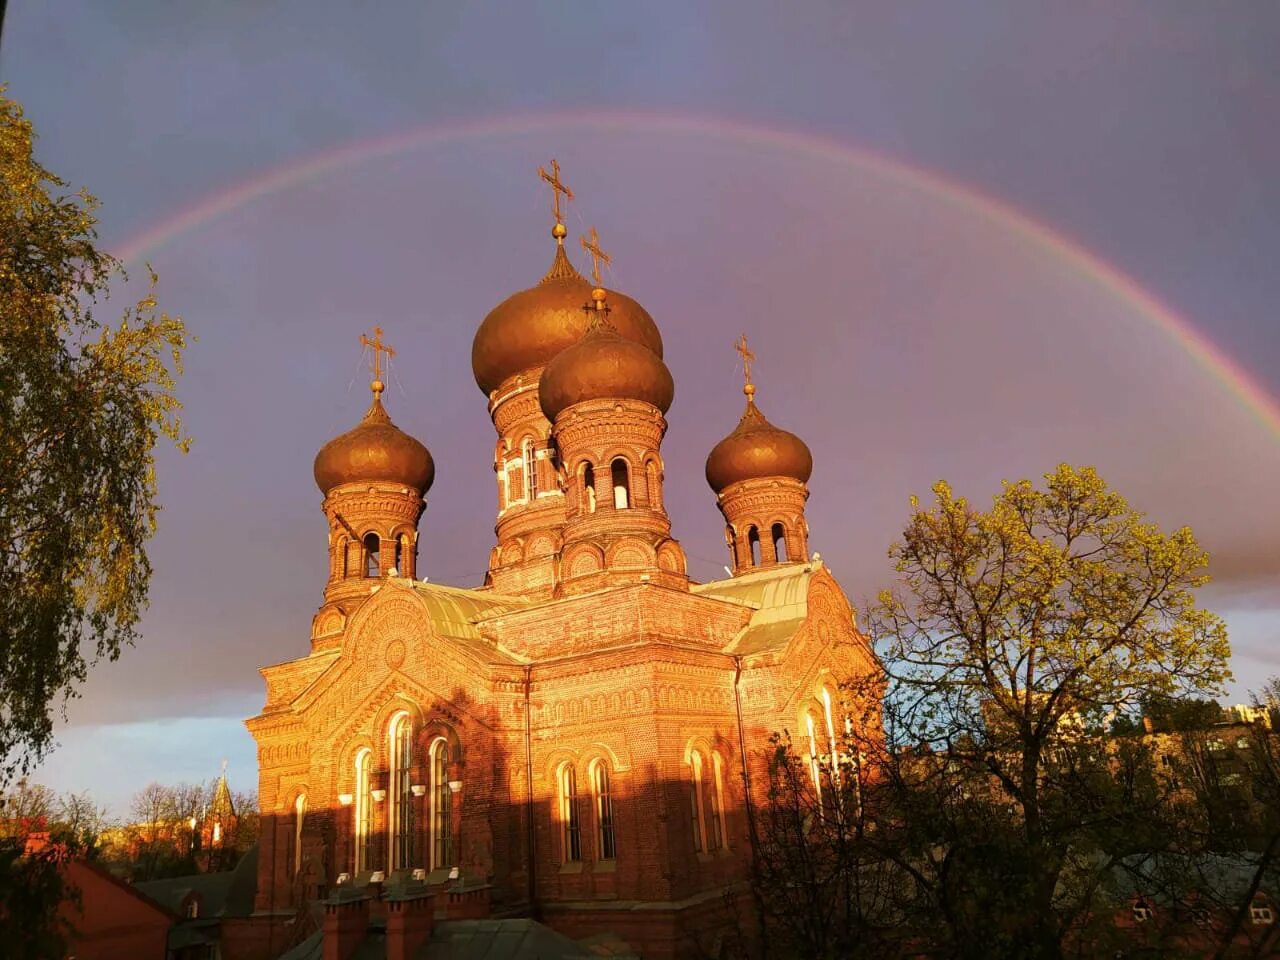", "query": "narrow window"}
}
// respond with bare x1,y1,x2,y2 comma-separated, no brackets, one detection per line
389,714,413,870
354,749,372,873
430,739,452,870
690,752,707,853
523,439,539,500
582,463,597,514
593,762,616,861
772,523,788,562
364,533,381,578
185,898,199,919
339,537,349,578
748,527,761,567
709,755,726,851
560,763,582,862
806,713,822,798
611,459,630,509
293,793,307,877
399,533,411,578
